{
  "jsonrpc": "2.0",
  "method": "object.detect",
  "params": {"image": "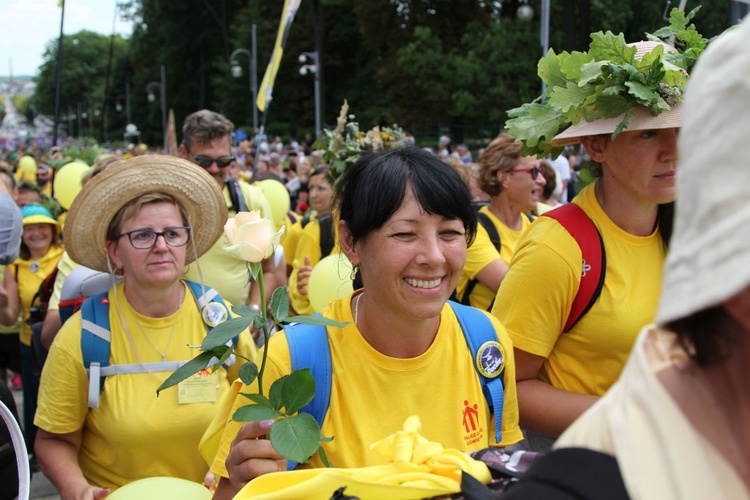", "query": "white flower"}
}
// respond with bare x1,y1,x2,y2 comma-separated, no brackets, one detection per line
223,211,284,263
